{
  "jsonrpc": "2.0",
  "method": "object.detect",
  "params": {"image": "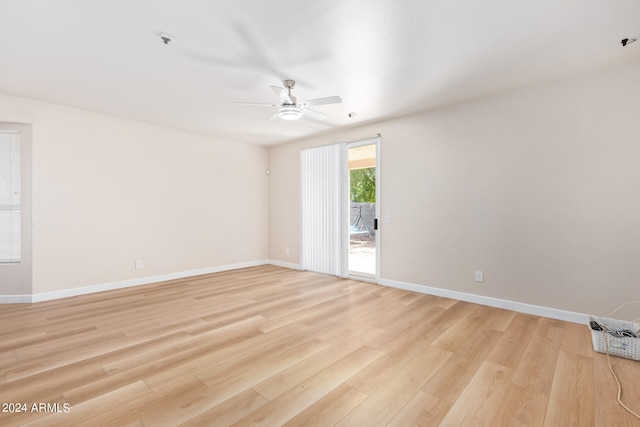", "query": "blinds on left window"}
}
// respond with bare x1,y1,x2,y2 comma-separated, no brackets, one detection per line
0,131,21,263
